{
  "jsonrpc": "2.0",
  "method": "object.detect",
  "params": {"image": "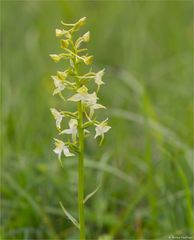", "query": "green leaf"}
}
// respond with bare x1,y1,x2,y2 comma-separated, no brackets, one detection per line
83,184,101,204
59,201,80,229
